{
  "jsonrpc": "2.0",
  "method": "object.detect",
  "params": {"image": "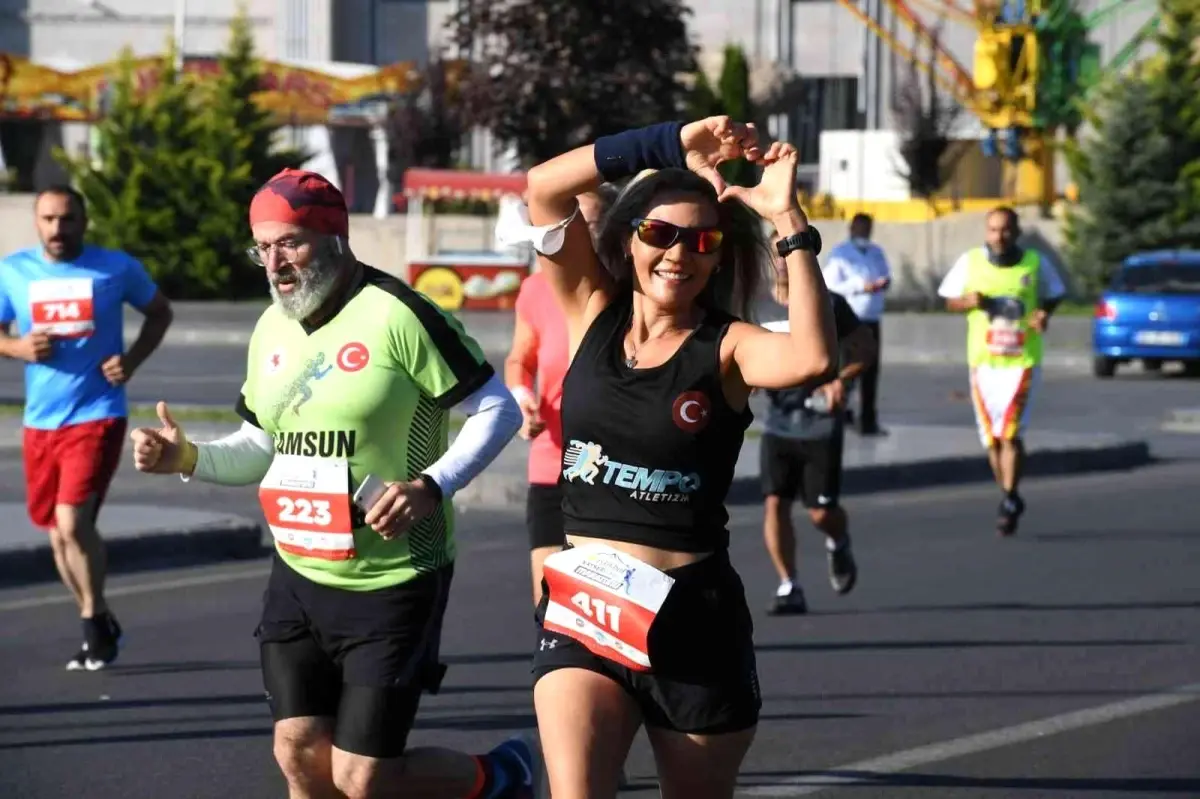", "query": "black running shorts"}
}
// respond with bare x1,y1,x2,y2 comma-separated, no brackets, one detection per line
526,482,565,551
759,429,844,509
256,556,453,759
532,549,761,734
